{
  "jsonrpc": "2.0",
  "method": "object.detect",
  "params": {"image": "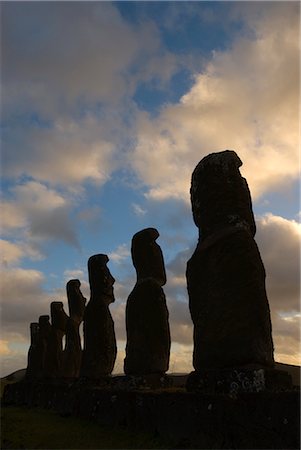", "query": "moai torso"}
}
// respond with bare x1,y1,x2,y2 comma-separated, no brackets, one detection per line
26,322,39,379
62,279,86,378
44,302,68,378
187,150,274,370
124,228,171,375
80,254,117,378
